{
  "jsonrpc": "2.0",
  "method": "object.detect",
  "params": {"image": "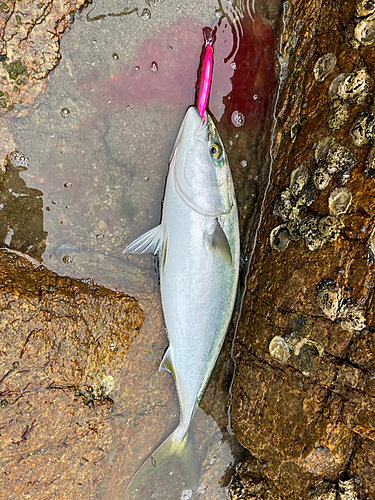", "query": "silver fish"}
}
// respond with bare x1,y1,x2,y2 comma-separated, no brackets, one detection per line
123,106,240,493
